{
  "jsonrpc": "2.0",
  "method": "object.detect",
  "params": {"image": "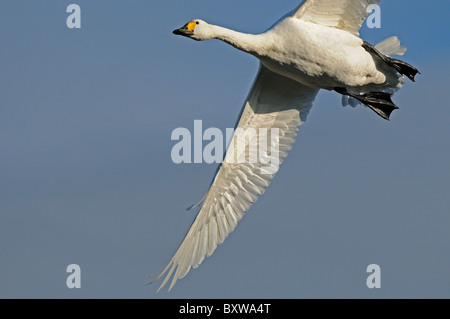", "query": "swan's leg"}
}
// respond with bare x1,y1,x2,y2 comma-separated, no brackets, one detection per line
334,87,399,121
362,41,420,82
